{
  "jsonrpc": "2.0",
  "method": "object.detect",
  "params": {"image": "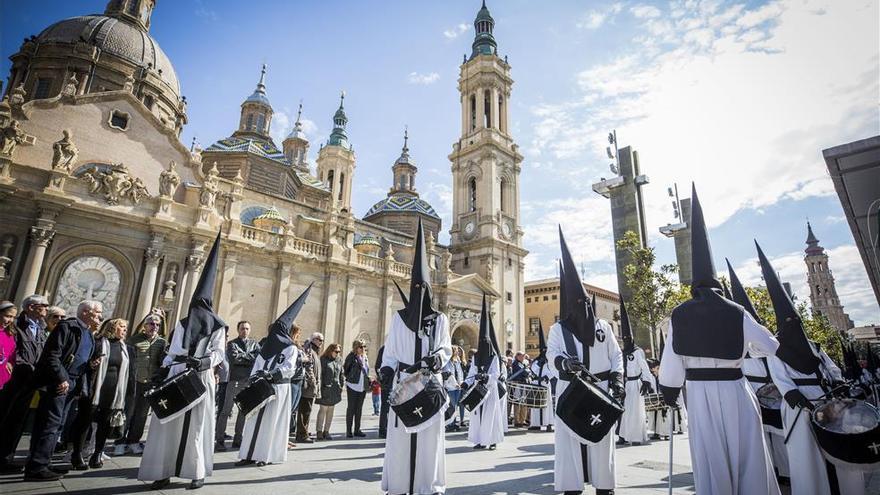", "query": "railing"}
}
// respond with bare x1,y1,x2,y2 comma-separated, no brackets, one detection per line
290,236,329,257
357,253,386,271
239,224,328,258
